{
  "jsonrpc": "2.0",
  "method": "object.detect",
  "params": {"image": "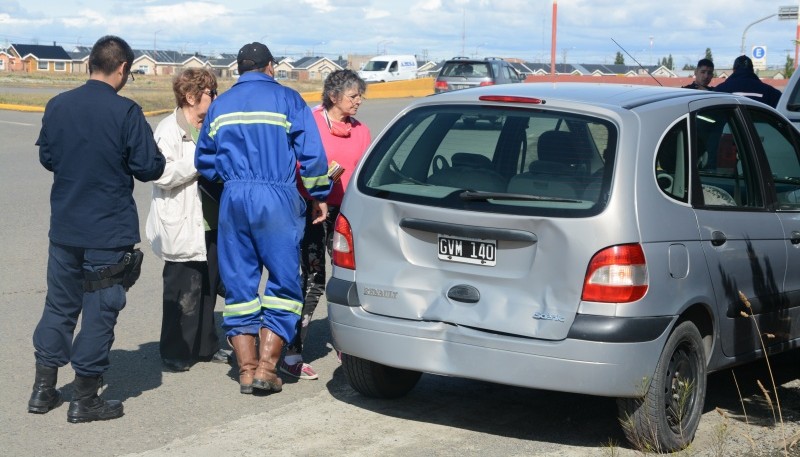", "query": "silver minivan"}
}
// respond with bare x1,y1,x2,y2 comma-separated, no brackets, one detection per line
327,83,800,451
